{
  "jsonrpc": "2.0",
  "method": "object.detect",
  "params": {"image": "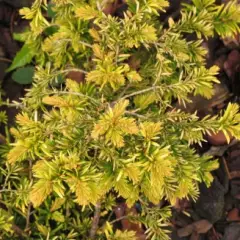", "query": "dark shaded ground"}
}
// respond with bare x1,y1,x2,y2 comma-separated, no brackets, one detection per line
1,0,240,239
0,0,32,126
